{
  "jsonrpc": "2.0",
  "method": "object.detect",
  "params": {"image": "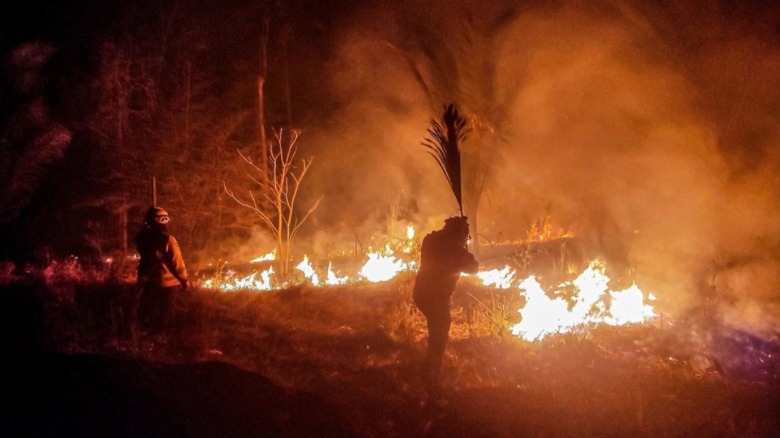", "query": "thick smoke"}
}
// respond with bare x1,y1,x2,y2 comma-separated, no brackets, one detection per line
292,1,779,325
